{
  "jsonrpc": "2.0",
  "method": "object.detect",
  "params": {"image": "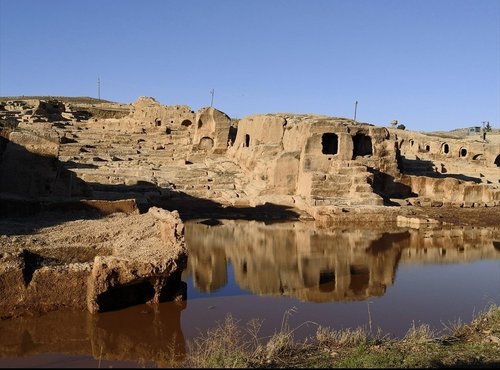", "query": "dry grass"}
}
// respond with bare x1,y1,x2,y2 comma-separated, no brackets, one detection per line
403,321,436,344
179,304,500,368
